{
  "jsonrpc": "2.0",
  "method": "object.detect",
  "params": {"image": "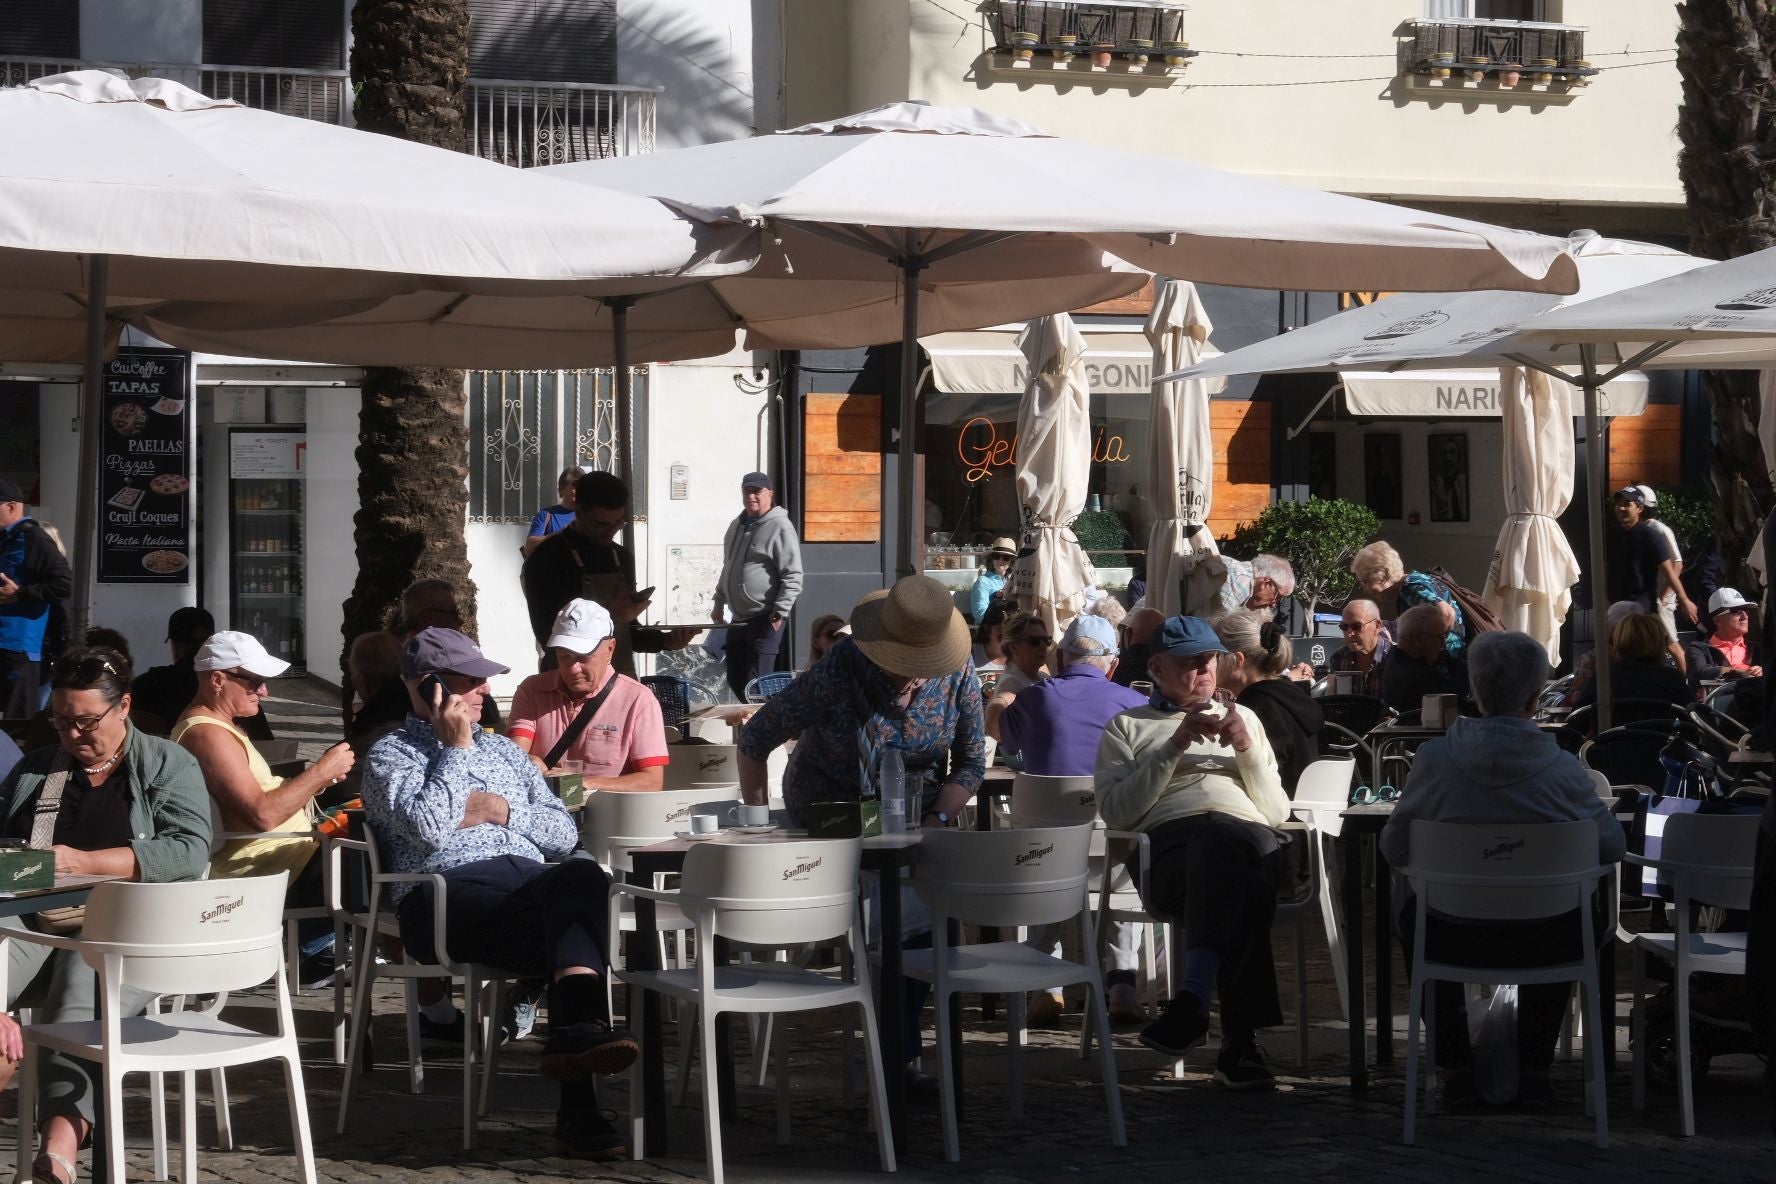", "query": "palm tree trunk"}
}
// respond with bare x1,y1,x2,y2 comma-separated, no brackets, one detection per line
1676,1,1776,583
341,1,476,691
